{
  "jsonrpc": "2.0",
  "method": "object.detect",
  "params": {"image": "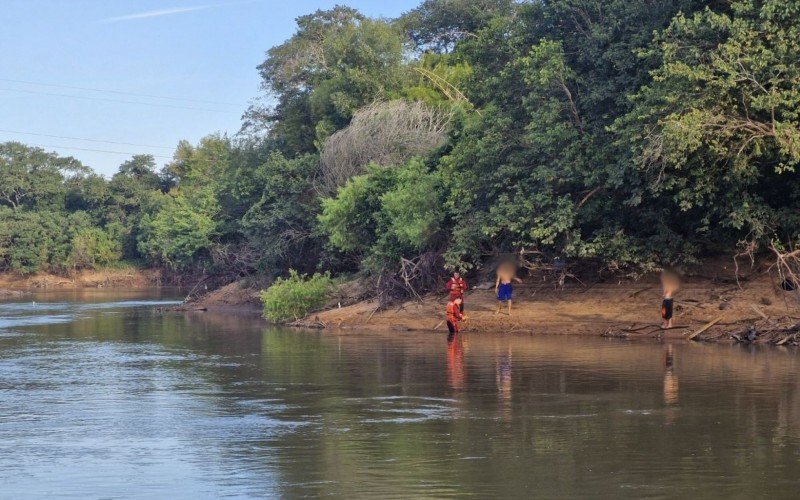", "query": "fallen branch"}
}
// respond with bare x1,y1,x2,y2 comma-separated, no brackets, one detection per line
365,306,380,323
628,286,654,298
688,314,725,340
750,304,769,320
